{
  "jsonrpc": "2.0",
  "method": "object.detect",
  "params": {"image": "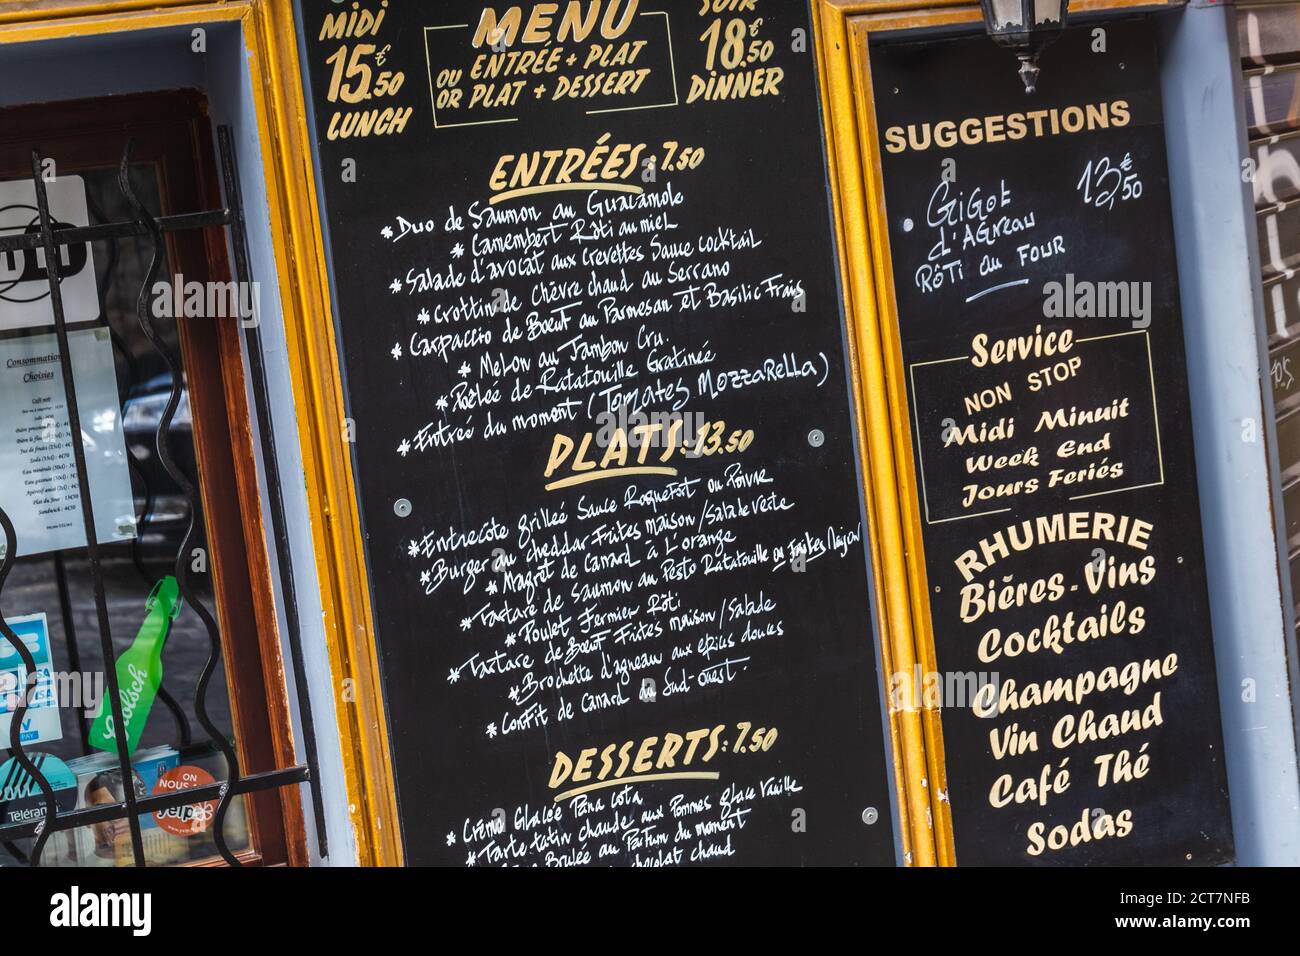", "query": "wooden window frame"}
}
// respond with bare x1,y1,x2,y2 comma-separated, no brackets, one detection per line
0,89,306,867
0,0,407,867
